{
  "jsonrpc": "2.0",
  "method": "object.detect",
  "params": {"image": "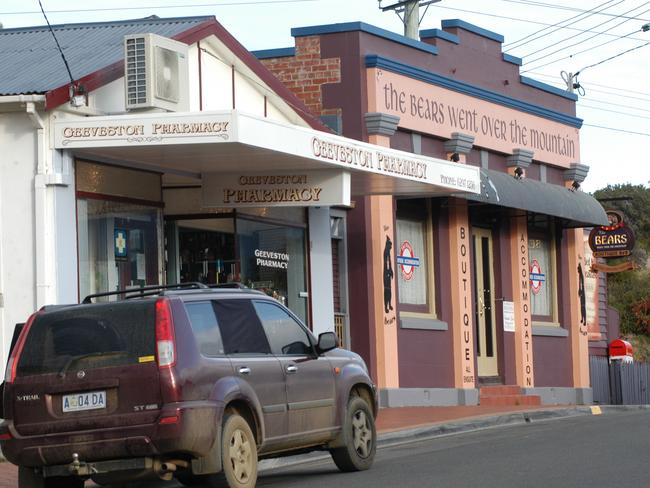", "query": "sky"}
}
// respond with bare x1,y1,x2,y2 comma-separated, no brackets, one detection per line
1,0,649,192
